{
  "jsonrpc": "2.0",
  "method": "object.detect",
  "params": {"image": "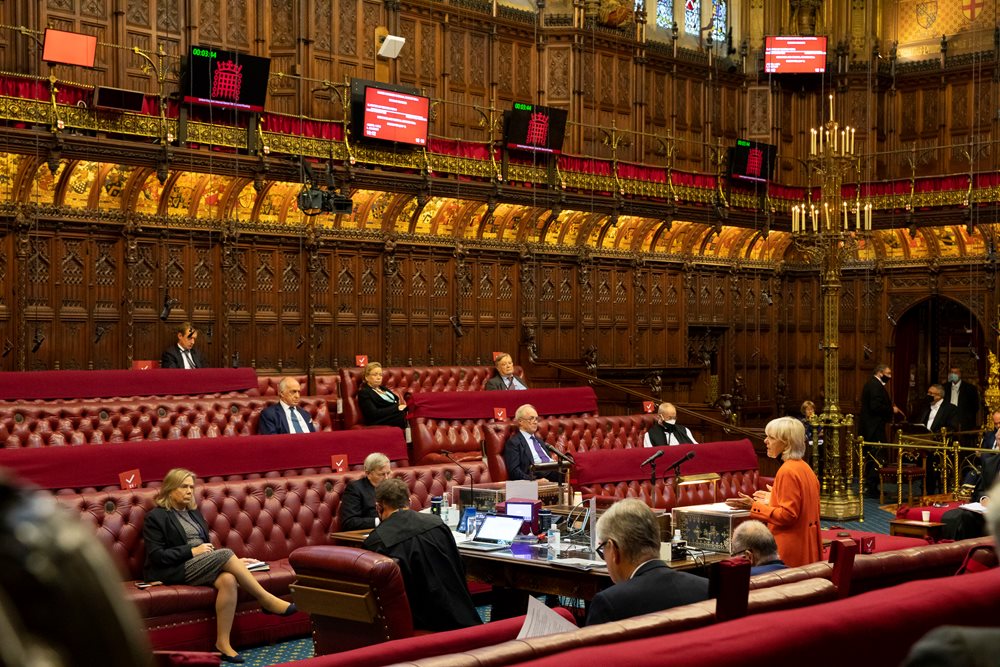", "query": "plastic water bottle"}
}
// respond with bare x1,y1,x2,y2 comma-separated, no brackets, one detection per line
546,525,561,560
